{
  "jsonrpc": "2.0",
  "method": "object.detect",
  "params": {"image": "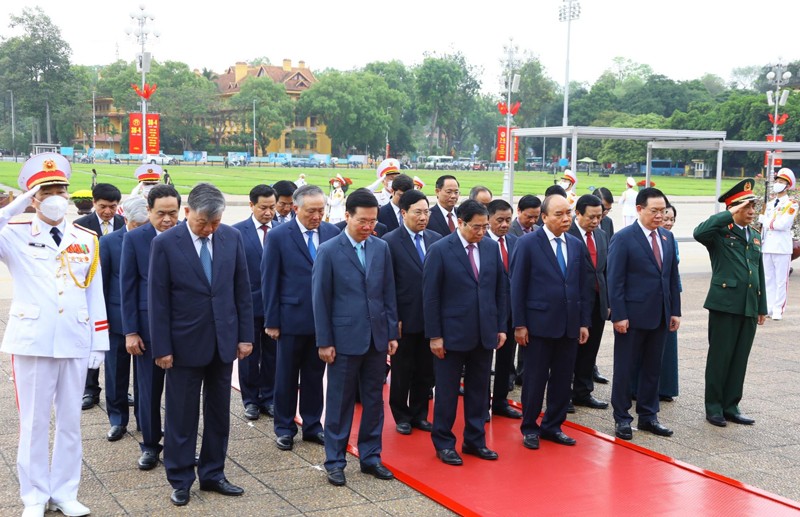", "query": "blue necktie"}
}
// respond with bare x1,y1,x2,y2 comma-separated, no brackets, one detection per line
555,237,567,277
356,242,366,268
306,230,317,261
200,237,212,283
414,233,425,262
